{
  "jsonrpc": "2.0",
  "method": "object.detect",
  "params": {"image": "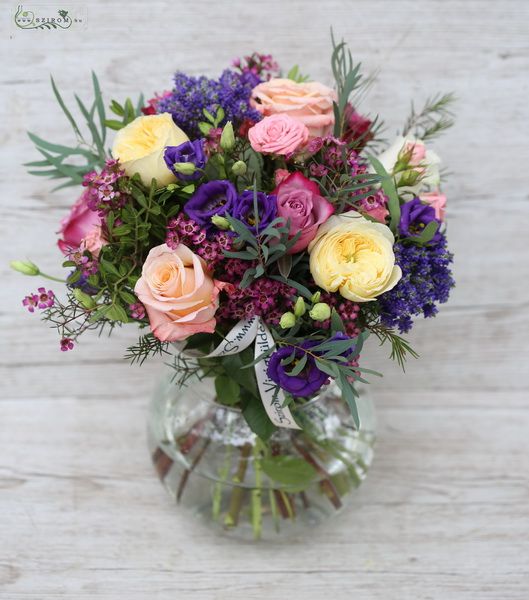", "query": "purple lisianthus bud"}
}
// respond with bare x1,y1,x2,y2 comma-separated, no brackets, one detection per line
164,139,206,182
184,180,237,230
399,197,442,243
232,190,277,234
